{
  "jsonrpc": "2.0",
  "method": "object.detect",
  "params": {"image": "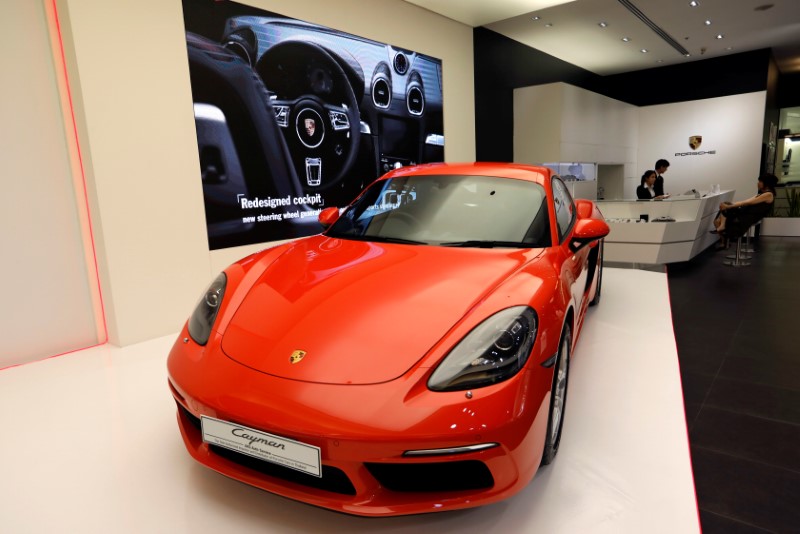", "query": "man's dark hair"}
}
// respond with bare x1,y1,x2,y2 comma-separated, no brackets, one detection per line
655,159,670,170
